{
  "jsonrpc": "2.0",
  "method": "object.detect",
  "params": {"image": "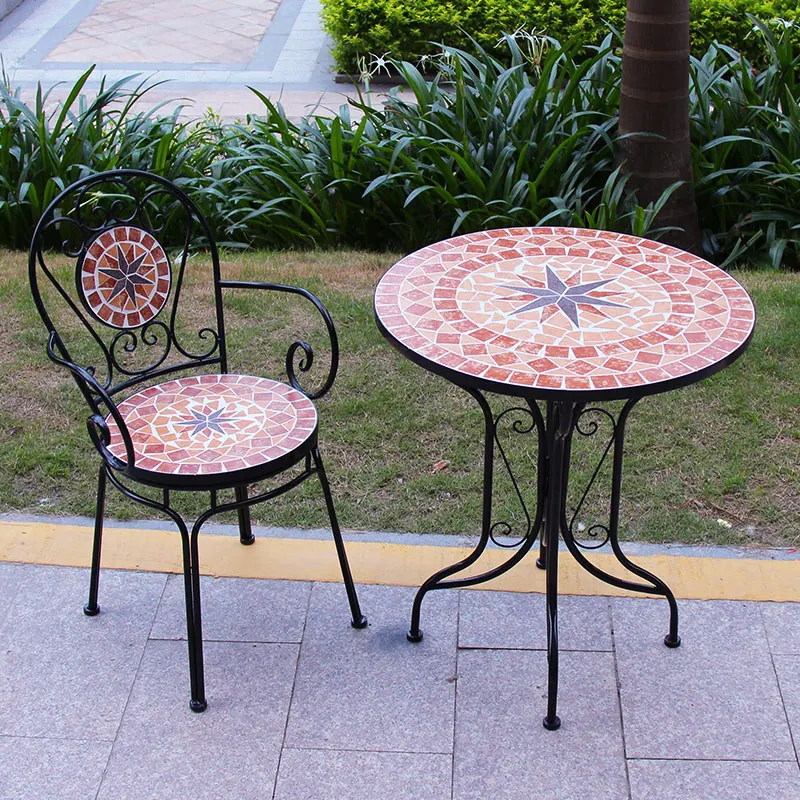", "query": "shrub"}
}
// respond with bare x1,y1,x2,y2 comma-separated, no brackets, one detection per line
321,0,800,73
